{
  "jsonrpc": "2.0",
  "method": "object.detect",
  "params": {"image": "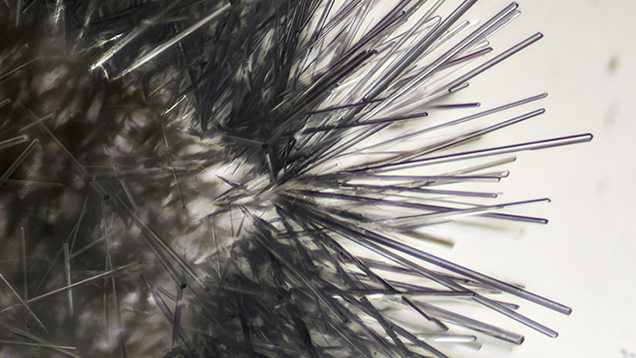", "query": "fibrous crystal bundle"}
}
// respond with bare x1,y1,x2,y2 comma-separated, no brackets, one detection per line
0,1,590,357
